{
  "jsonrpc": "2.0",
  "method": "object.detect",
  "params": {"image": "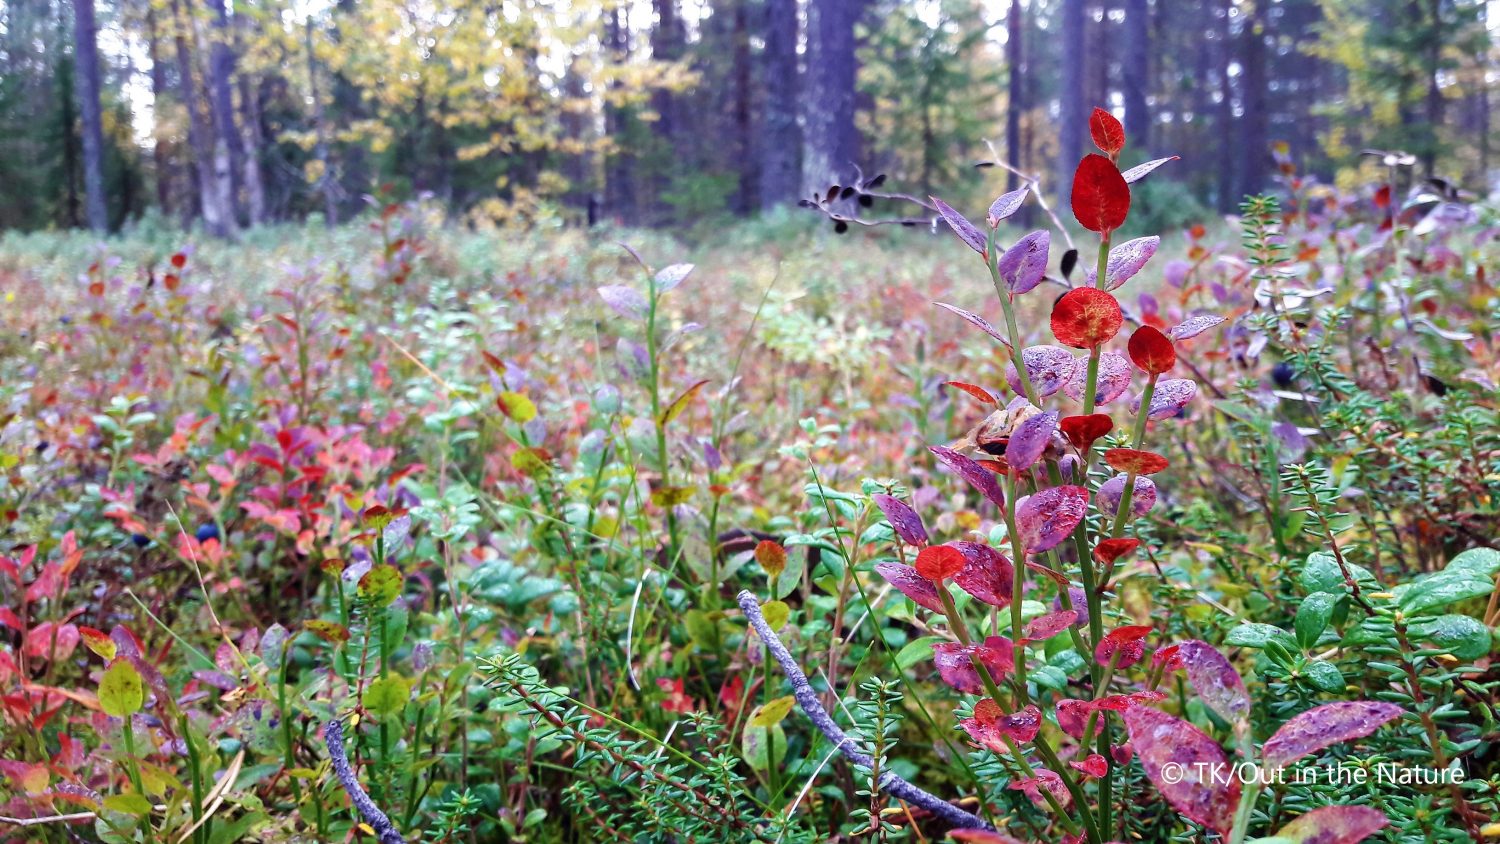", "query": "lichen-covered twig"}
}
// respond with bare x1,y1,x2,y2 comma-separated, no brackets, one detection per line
324,719,406,844
736,590,993,832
